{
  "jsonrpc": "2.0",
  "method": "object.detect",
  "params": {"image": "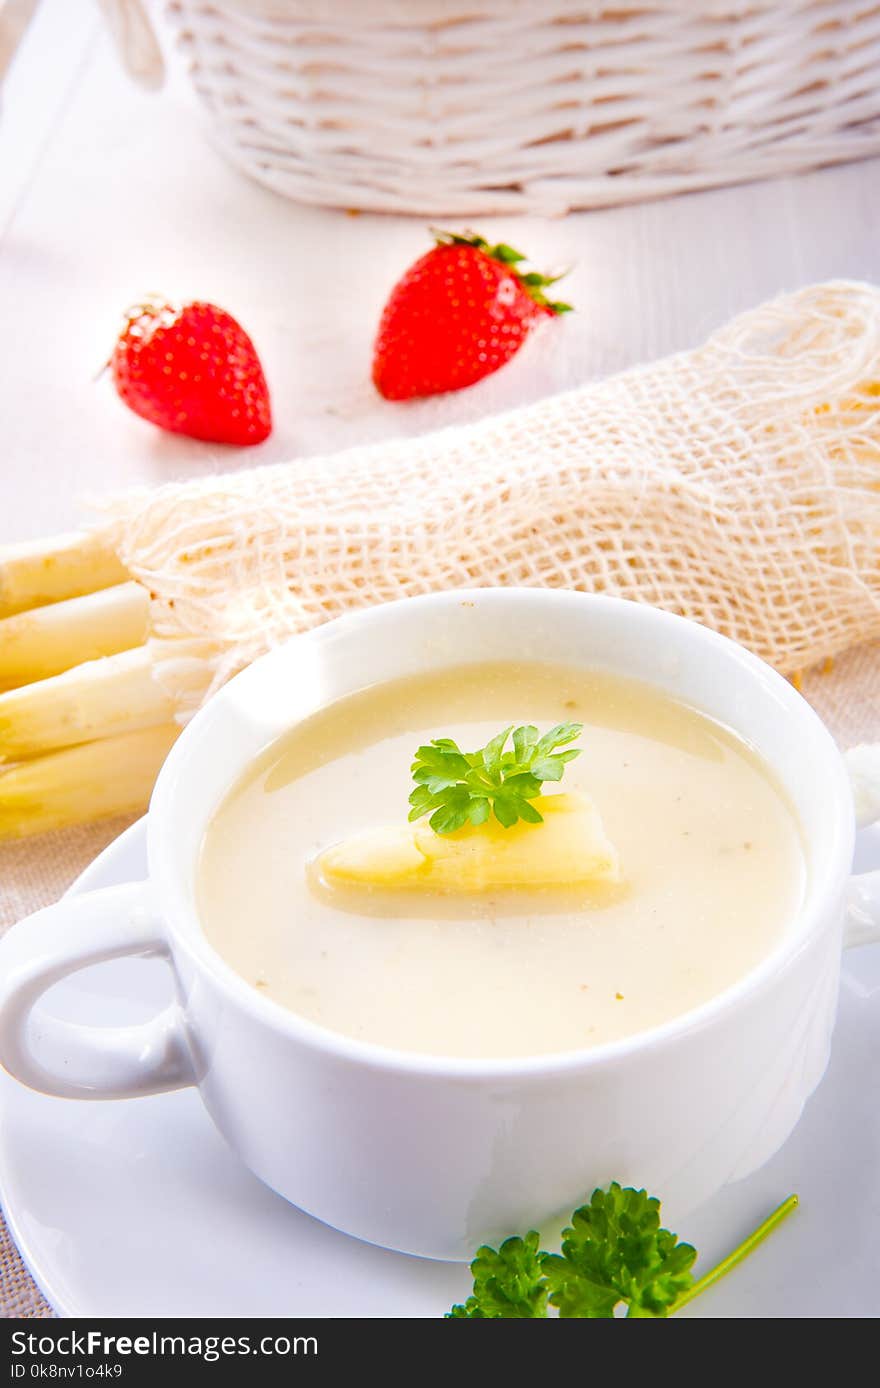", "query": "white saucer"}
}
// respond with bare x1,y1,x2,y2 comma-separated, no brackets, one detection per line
2,819,879,1317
